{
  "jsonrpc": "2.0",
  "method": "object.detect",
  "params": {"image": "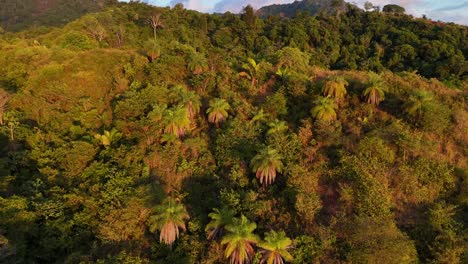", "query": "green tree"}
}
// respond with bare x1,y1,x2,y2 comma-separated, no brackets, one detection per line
143,39,161,62
362,73,385,105
0,88,9,125
221,215,259,264
251,108,269,124
239,58,261,88
188,52,208,75
403,90,433,119
207,98,230,126
149,13,164,40
241,5,257,28
258,231,294,264
170,86,201,120
163,106,191,138
205,207,236,240
267,120,288,136
383,4,406,14
148,198,189,246
344,217,418,263
322,76,348,102
94,128,122,147
251,146,284,187
426,202,464,263
275,67,292,85
311,97,338,122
